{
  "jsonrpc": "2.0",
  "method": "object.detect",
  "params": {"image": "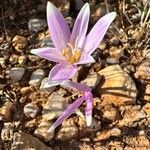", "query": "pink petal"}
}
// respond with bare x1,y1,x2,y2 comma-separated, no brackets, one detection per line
83,12,116,55
48,63,78,81
31,47,66,63
76,54,95,65
47,2,71,50
48,96,85,132
70,3,90,48
61,80,91,92
85,91,93,126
